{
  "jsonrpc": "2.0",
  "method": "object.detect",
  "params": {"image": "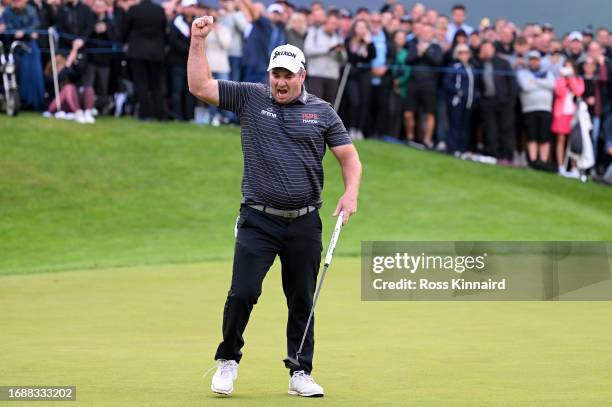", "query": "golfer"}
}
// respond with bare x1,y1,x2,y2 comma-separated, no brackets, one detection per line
188,16,361,398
